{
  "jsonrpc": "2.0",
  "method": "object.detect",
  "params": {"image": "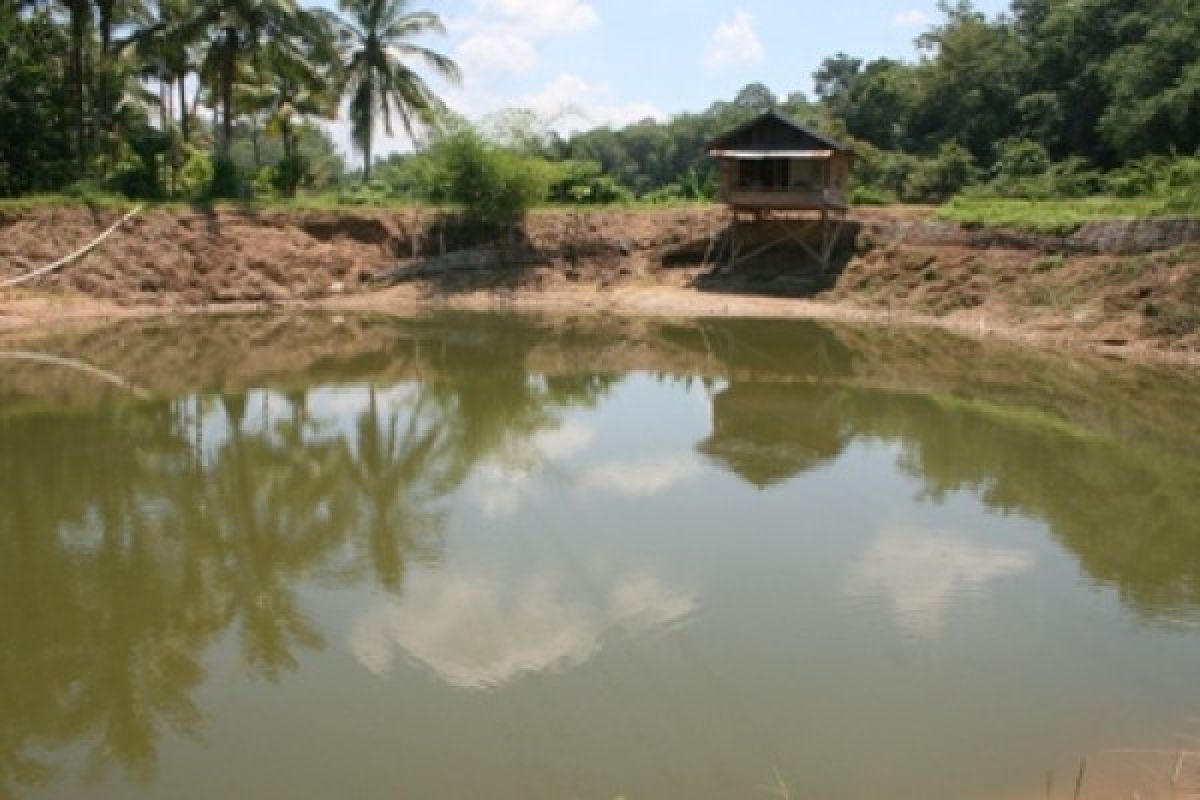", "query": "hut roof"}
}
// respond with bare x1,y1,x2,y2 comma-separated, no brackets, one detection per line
707,110,850,157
